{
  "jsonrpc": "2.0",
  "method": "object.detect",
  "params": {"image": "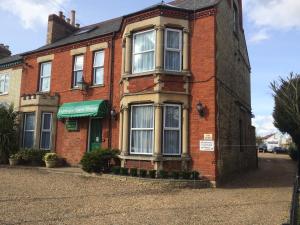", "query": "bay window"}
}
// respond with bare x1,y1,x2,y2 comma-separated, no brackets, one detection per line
132,30,155,74
165,29,182,72
130,104,154,154
73,55,84,87
40,112,52,150
39,62,52,92
23,113,35,149
163,104,181,155
93,51,104,85
0,74,8,94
